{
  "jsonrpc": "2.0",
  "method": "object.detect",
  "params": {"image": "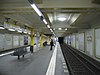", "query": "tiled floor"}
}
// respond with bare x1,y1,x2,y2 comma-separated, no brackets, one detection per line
0,43,69,75
55,43,69,75
0,46,53,75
